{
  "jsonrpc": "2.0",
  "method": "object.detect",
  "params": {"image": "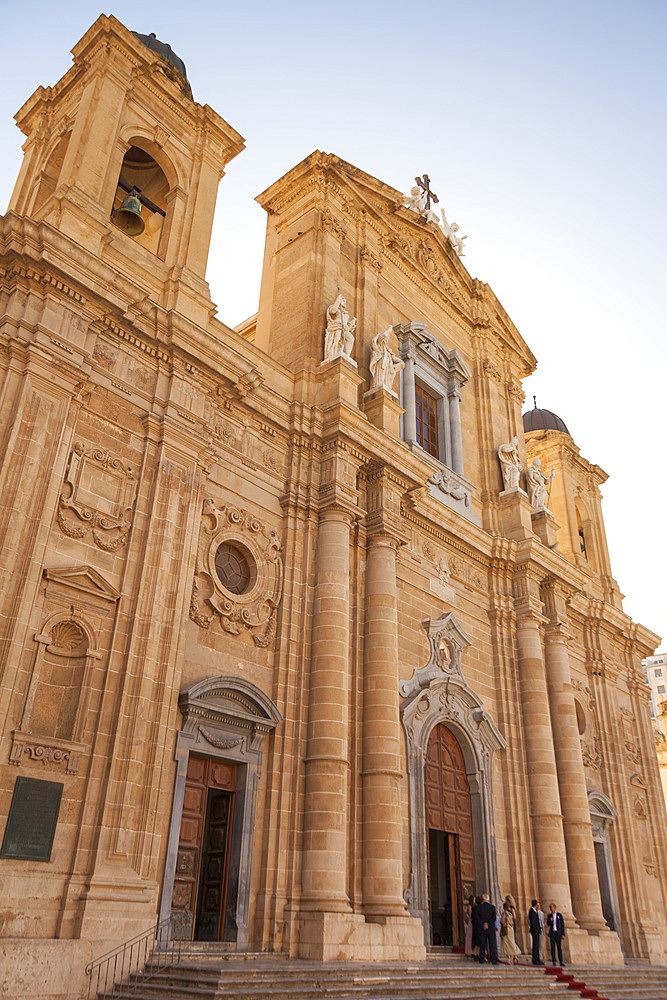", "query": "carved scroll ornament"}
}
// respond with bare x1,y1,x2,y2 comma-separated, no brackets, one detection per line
189,499,283,647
